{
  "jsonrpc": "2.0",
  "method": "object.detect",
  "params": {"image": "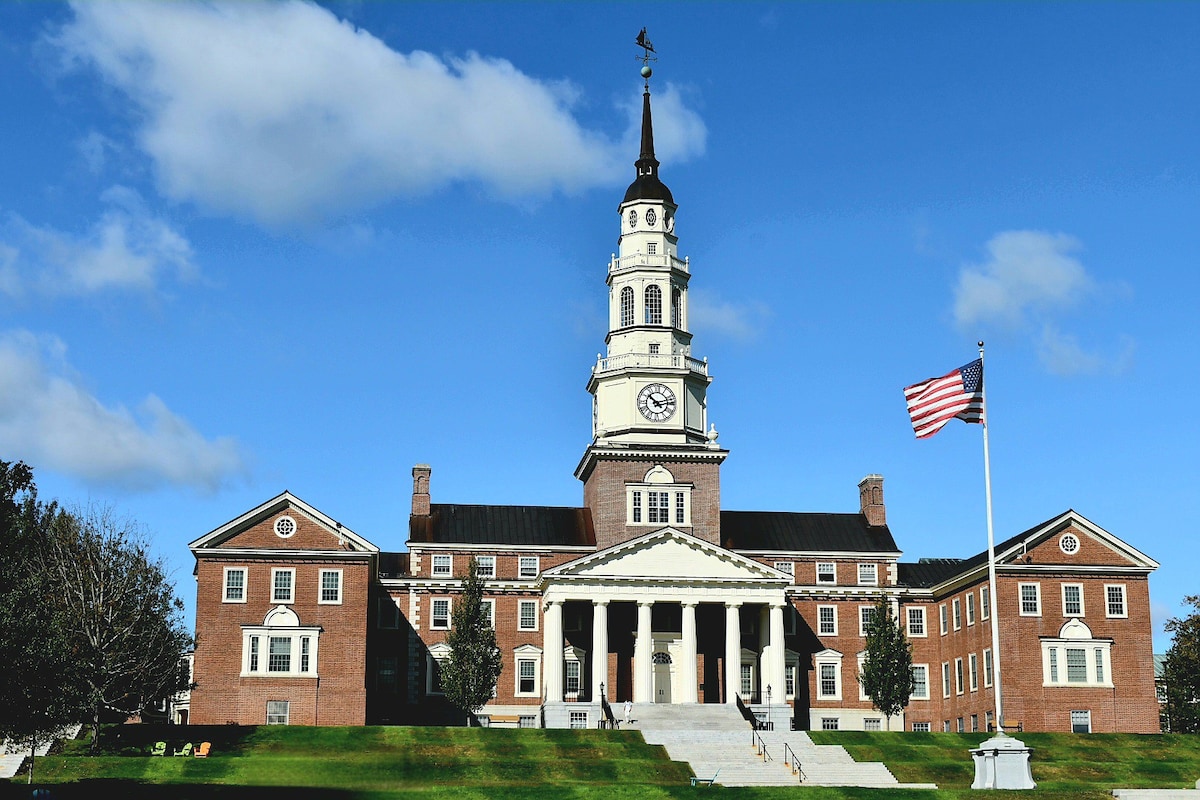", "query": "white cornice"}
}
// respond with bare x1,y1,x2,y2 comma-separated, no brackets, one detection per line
406,542,595,553
191,548,373,561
